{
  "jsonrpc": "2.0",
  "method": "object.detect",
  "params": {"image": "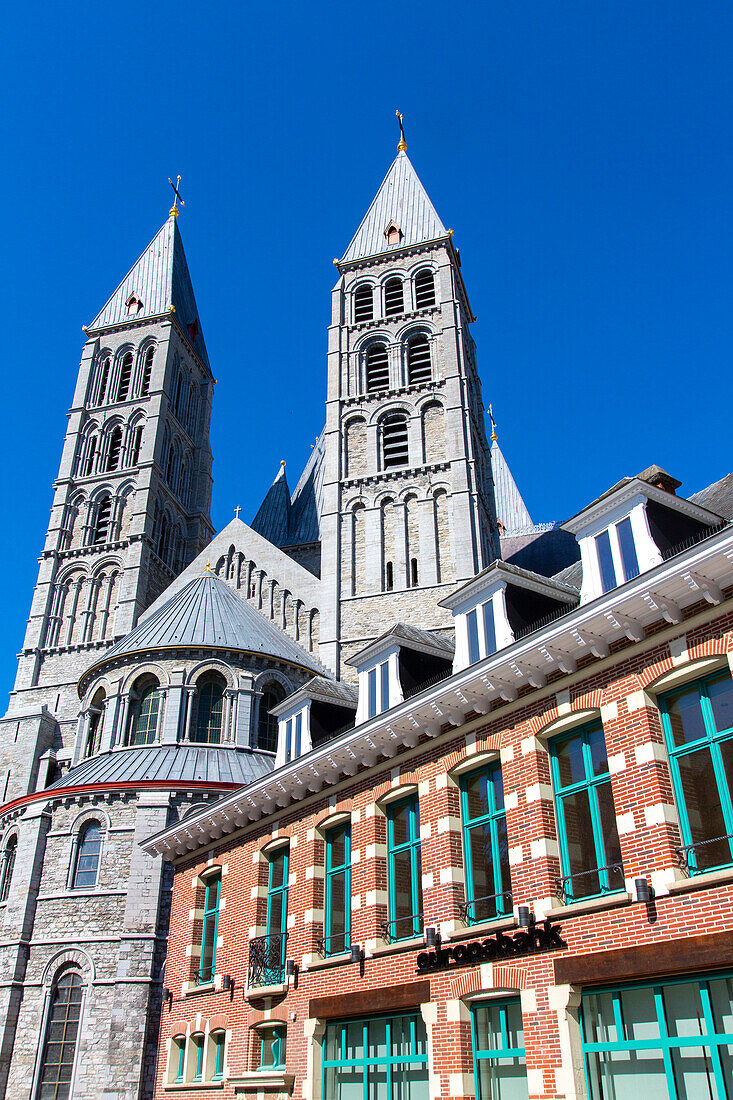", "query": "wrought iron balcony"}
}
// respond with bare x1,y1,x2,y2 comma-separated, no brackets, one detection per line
380,913,424,944
315,933,350,957
247,932,288,988
675,833,733,874
459,890,513,925
555,863,625,904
